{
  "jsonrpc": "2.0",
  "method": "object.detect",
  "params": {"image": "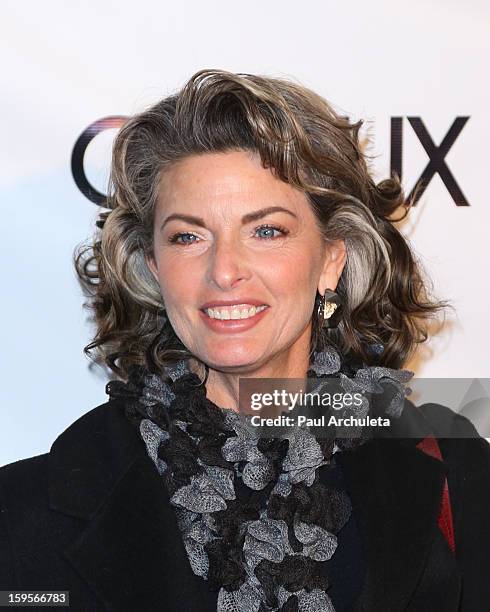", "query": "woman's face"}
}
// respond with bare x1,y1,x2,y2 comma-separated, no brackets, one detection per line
147,150,345,374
